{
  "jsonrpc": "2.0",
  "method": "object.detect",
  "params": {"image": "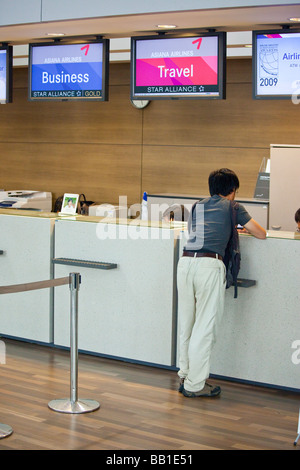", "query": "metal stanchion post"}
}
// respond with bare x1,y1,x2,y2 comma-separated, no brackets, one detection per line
0,423,13,439
48,273,100,414
294,408,300,446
